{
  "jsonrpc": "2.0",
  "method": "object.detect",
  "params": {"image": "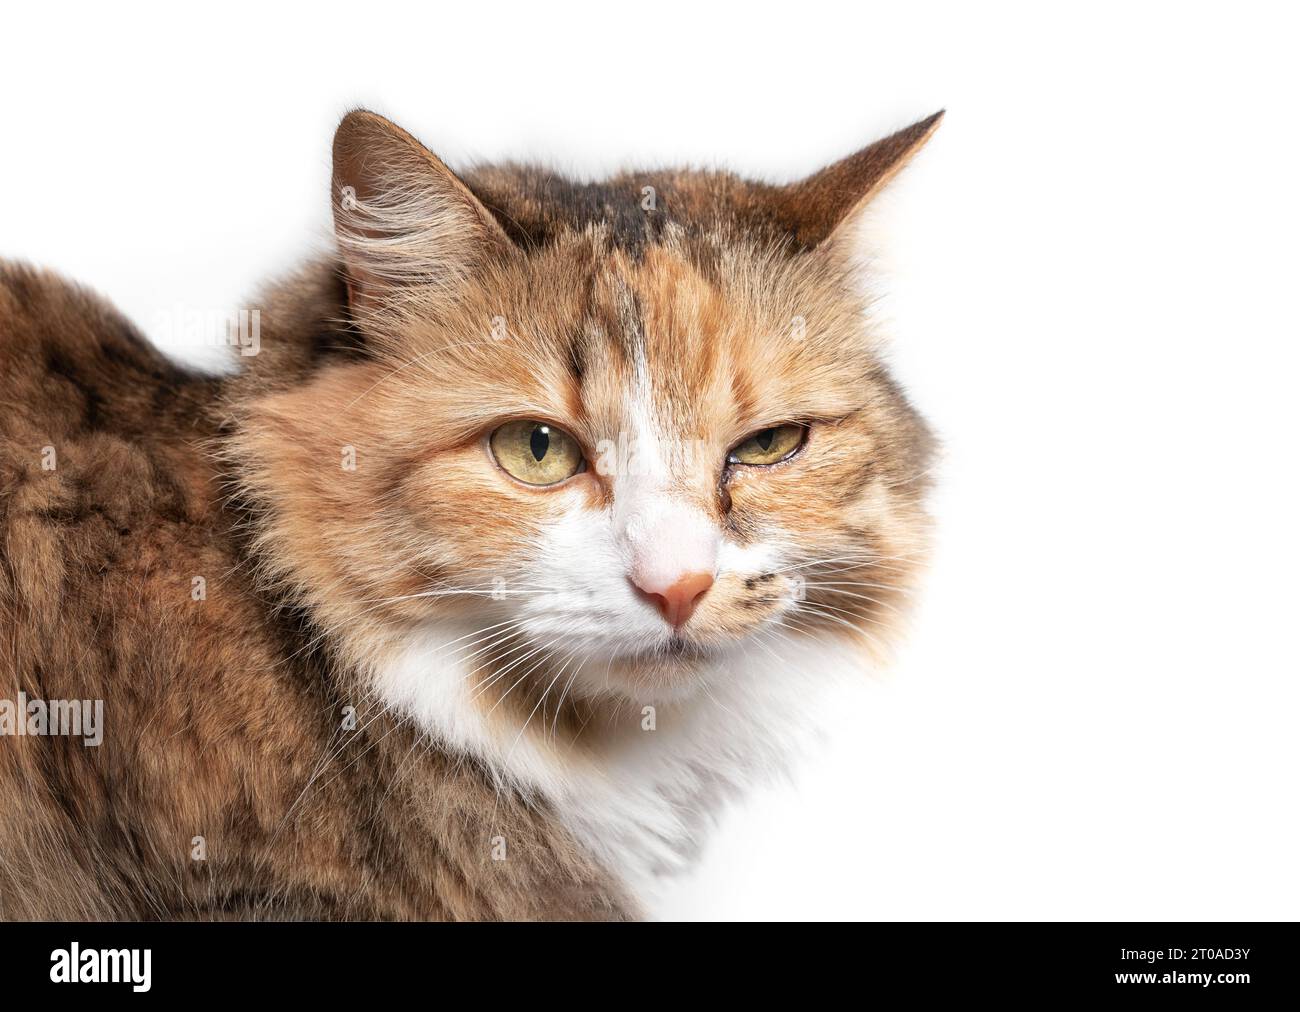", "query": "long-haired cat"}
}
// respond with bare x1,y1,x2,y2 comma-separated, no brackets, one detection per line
0,109,939,920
